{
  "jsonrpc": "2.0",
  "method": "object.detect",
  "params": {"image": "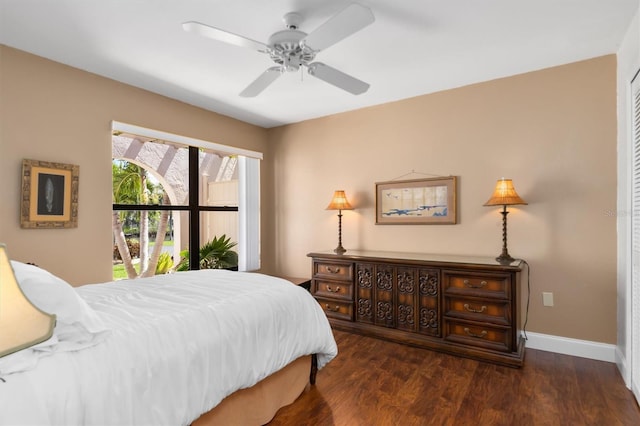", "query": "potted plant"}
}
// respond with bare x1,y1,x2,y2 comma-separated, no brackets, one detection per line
176,235,238,271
